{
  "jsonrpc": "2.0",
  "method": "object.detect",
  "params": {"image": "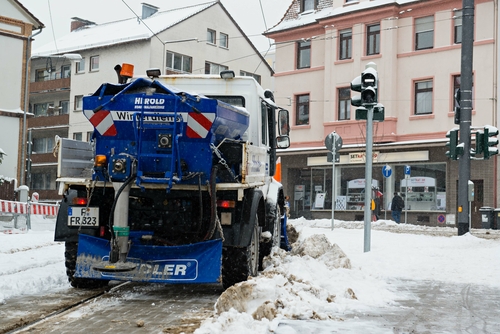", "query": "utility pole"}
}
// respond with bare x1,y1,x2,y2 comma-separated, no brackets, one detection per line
457,0,474,236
